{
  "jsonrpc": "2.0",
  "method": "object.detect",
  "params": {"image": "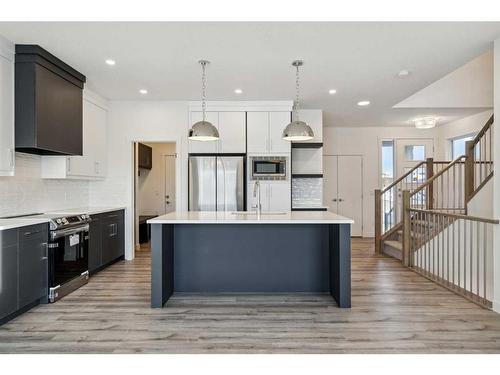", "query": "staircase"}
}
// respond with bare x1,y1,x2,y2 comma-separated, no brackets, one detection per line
375,115,498,308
